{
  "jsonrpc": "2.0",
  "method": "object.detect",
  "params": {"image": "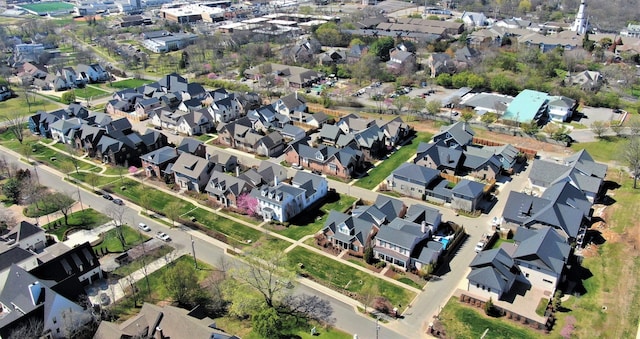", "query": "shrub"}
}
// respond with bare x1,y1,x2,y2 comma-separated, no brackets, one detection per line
374,261,387,269
373,296,392,314
61,91,76,104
